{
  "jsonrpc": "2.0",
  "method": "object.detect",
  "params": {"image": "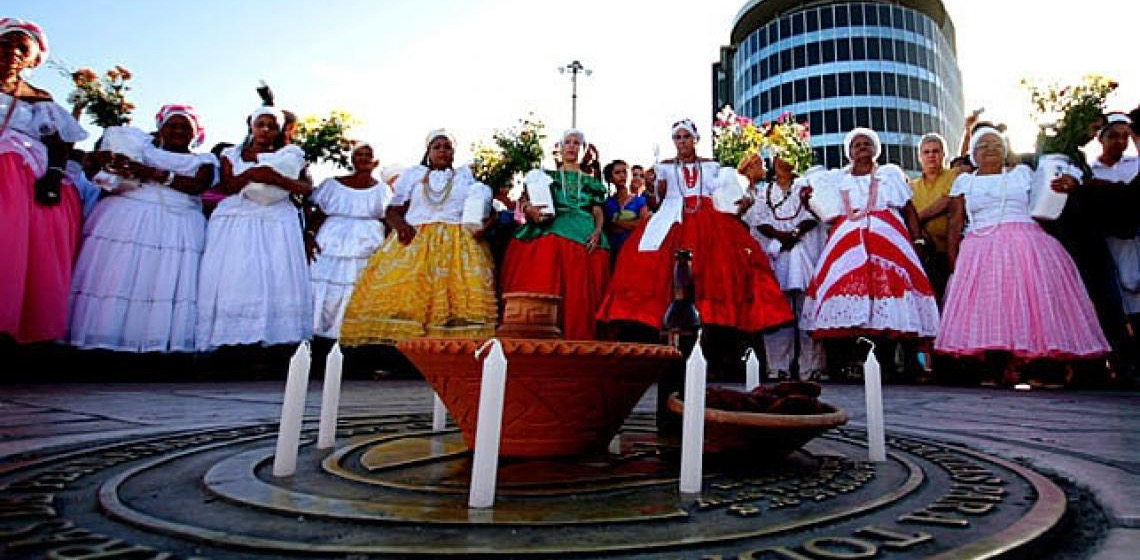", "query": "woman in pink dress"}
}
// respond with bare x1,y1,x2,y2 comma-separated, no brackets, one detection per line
935,127,1109,380
0,19,87,343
